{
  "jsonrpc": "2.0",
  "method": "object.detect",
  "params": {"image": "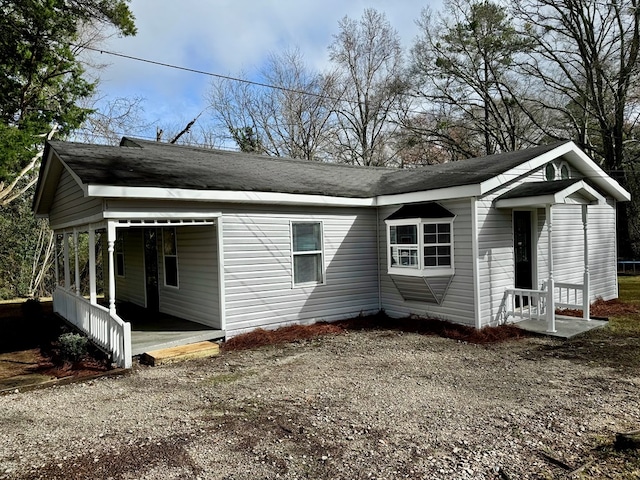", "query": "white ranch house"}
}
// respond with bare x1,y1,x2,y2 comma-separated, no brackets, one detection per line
33,138,630,367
